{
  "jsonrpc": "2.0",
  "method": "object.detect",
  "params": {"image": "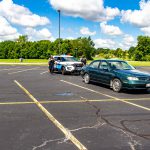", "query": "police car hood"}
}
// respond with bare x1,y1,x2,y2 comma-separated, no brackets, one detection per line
59,61,82,65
